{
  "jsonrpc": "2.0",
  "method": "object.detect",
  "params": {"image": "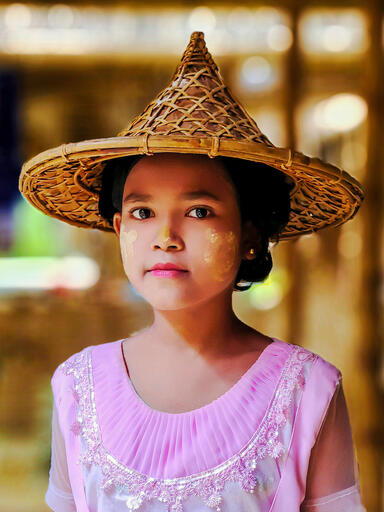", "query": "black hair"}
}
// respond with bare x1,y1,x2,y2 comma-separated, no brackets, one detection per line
98,153,294,292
